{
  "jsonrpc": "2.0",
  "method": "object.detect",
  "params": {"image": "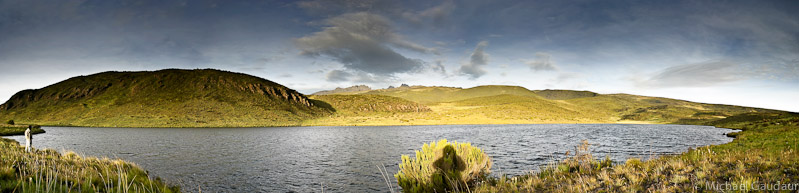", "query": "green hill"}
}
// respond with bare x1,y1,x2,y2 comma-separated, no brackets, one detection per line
566,94,781,124
362,85,541,104
310,94,429,114
0,69,332,127
1,69,792,127
304,85,791,126
532,89,598,100
449,94,609,122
